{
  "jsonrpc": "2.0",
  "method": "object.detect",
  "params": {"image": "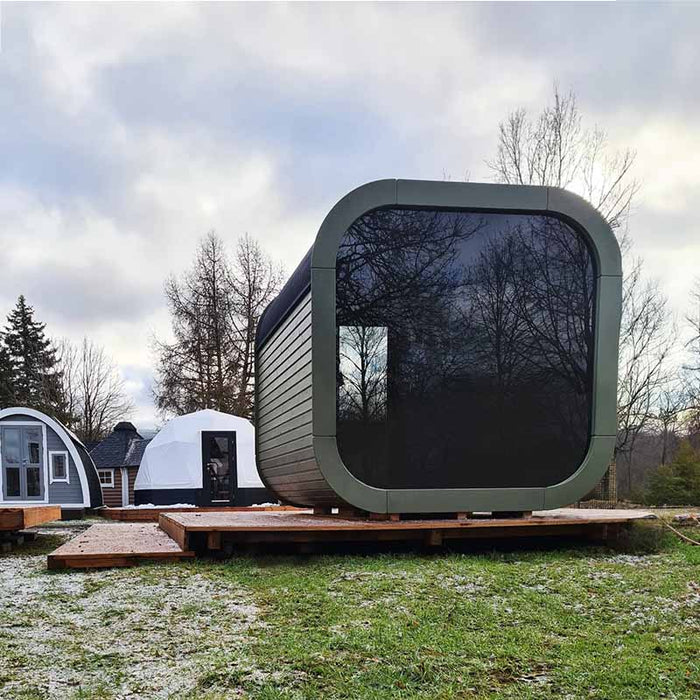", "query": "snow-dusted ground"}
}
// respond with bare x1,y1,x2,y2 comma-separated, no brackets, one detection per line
0,525,260,699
